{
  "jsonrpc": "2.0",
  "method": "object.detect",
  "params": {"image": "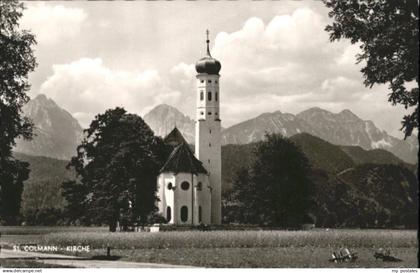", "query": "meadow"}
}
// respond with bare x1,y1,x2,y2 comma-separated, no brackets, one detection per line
0,226,417,268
